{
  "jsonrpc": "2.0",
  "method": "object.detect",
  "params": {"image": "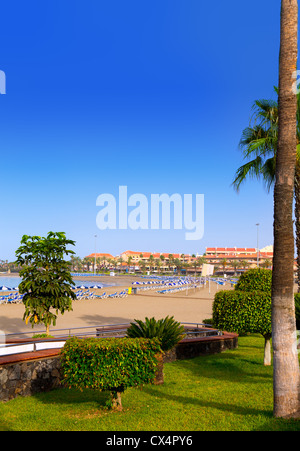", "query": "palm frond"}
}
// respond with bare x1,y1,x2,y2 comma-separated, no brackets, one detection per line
126,316,185,352
261,157,276,192
233,88,280,192
239,126,277,159
232,156,264,192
